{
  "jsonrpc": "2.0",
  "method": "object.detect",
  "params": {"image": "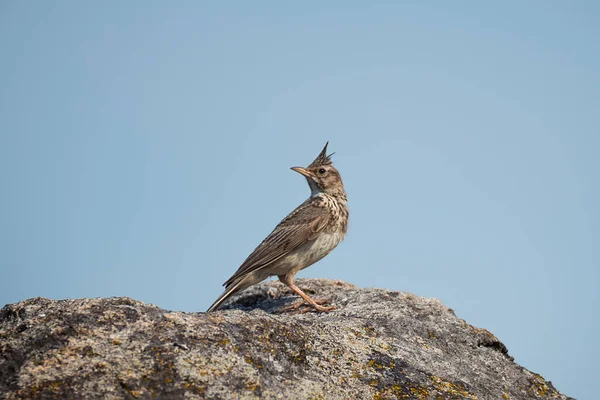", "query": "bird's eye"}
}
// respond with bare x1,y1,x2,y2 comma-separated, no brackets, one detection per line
318,168,327,174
